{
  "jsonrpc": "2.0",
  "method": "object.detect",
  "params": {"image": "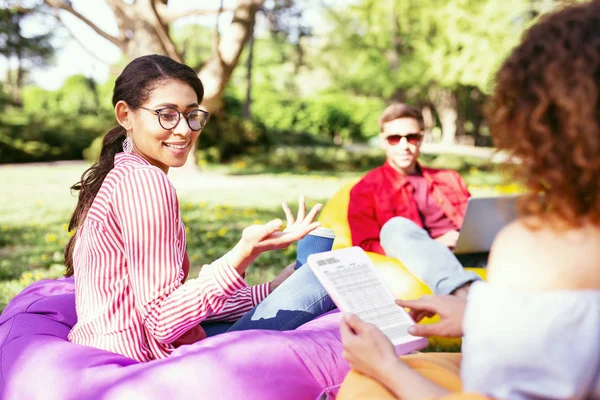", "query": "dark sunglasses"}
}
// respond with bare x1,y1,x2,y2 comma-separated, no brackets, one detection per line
384,133,423,146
